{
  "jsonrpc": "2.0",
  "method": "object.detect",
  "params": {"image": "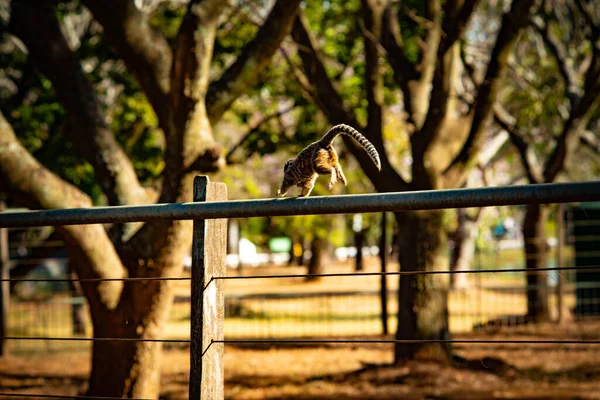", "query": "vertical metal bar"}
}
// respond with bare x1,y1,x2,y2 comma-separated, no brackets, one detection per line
379,212,389,335
189,176,228,400
556,203,565,323
0,201,9,356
